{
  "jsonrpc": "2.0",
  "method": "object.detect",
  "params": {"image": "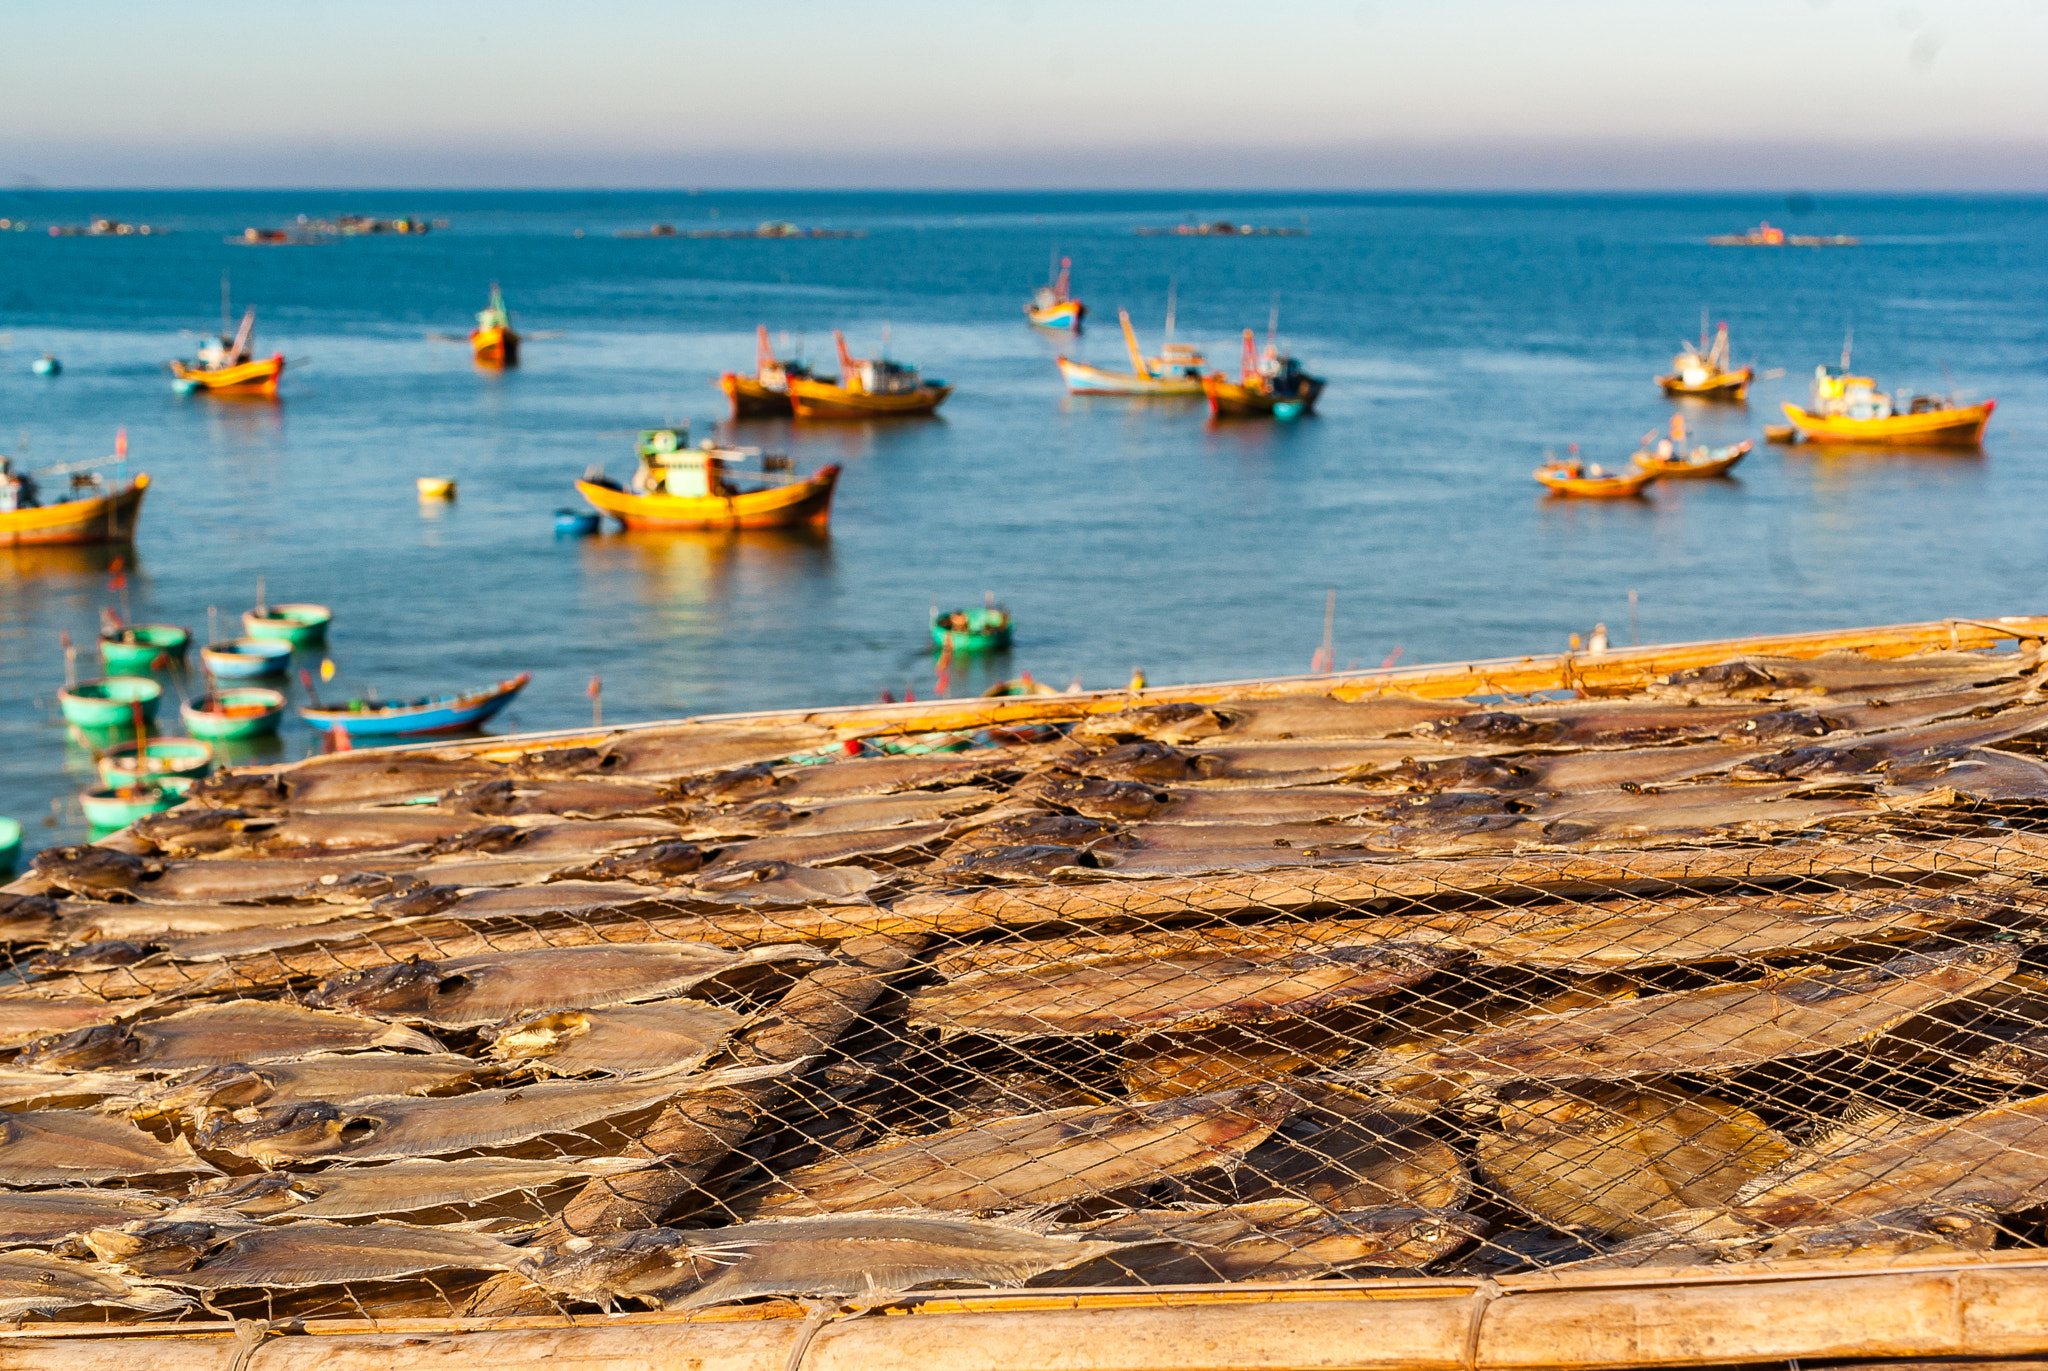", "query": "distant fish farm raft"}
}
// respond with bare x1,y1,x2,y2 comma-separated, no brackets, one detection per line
9,615,2048,1365
1135,220,1308,236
